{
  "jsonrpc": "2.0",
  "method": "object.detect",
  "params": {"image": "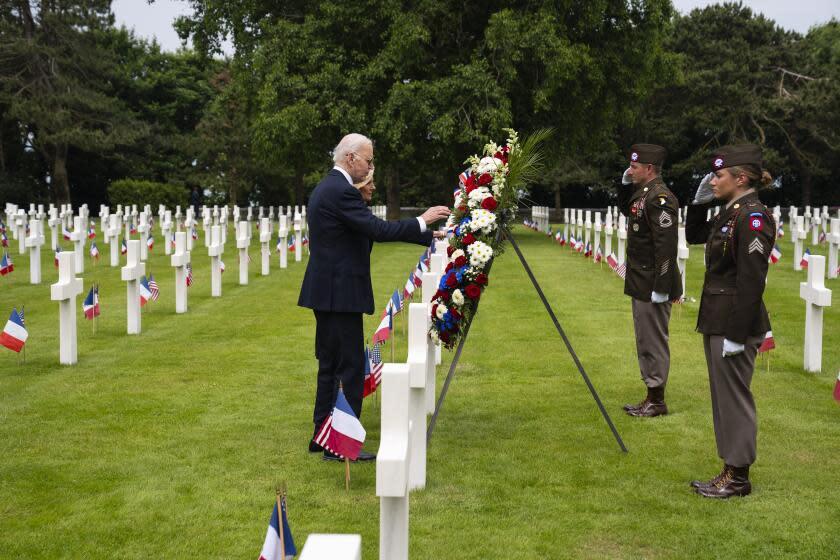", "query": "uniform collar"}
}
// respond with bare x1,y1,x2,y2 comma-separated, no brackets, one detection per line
631,176,663,201
725,188,757,210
